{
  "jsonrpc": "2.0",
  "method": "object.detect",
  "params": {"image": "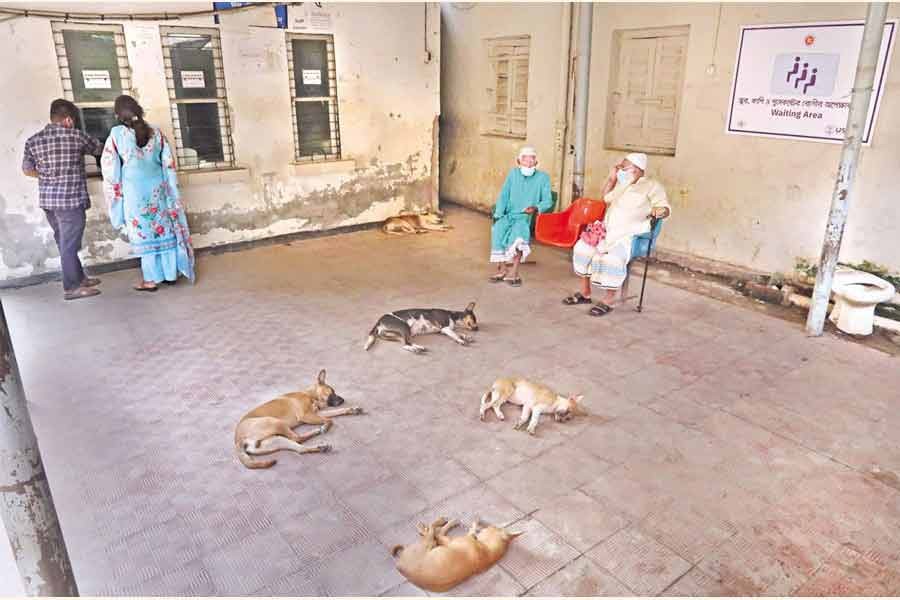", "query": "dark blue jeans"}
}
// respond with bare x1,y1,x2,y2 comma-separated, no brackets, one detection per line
43,208,86,291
